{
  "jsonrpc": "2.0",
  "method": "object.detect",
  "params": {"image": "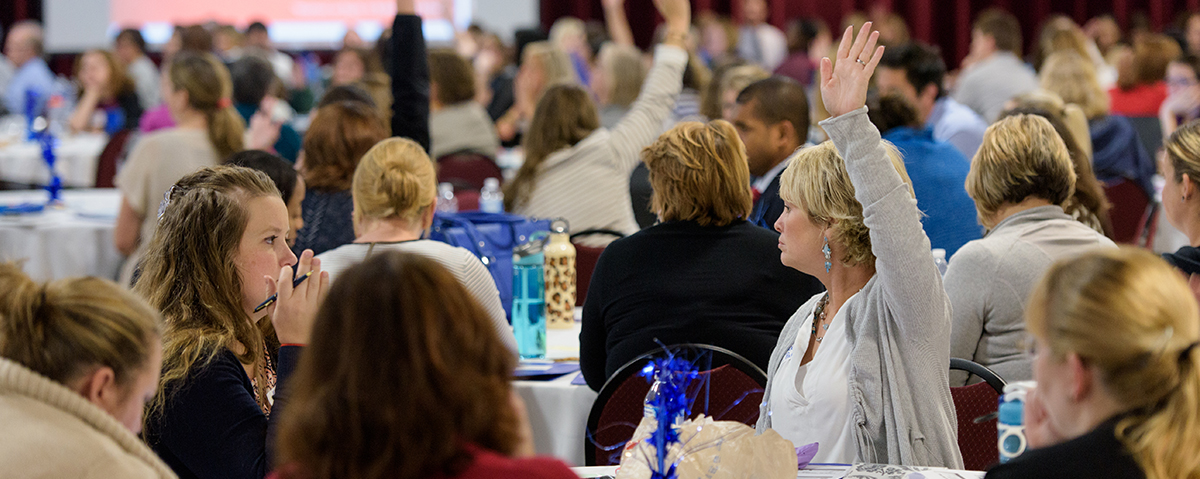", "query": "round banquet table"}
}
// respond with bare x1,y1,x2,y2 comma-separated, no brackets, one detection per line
0,188,123,282
0,132,108,188
513,321,598,466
